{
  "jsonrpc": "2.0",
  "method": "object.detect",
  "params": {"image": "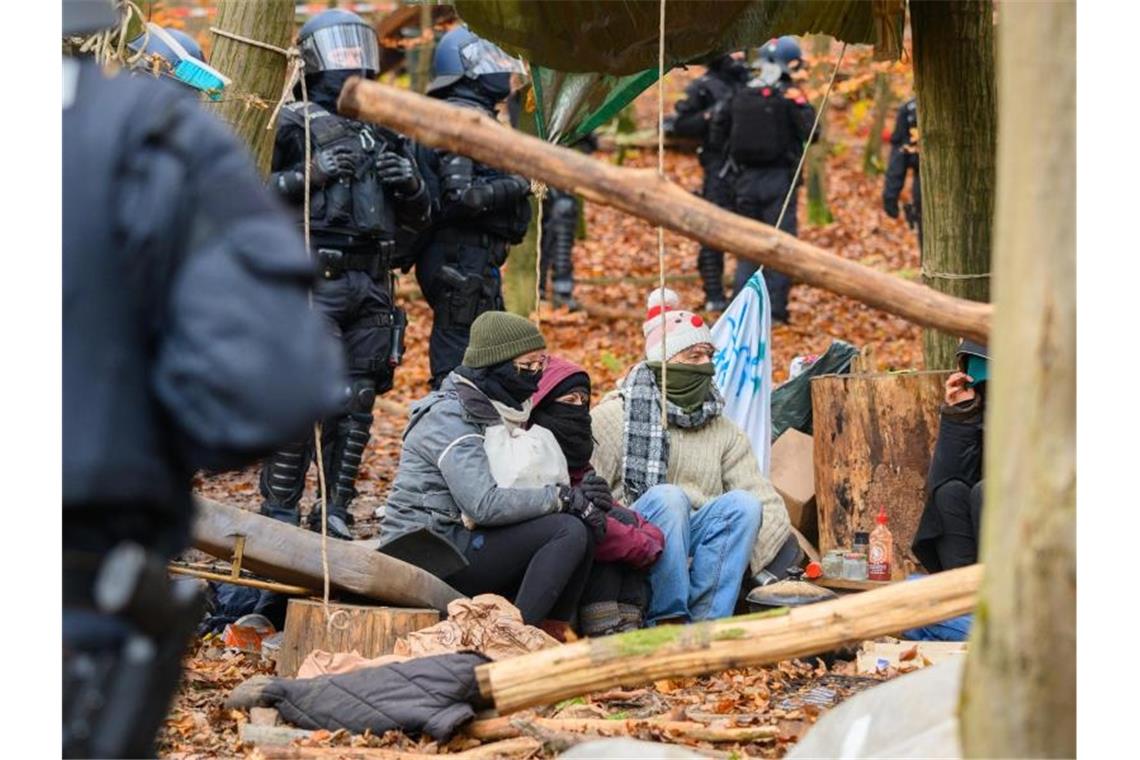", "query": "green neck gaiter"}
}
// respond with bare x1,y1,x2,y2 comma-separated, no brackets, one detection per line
647,361,715,412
